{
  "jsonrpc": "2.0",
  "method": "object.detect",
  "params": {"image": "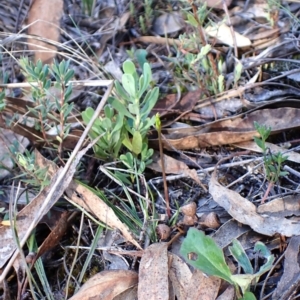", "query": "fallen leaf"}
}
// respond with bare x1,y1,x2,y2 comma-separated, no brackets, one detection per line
34,151,142,250
168,253,192,300
234,141,300,164
186,269,221,300
272,236,300,299
160,107,300,150
138,243,169,300
205,23,251,47
27,0,63,63
209,169,300,237
69,270,138,300
149,152,204,186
